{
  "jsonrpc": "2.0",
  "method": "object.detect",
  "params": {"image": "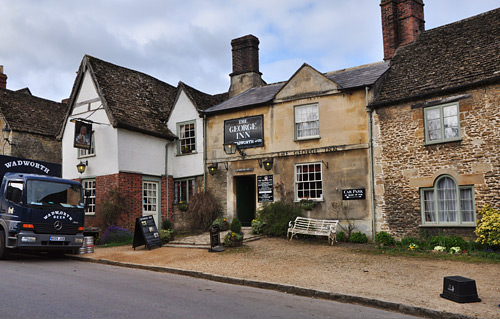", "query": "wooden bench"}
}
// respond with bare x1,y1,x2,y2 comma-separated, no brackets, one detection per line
287,217,339,245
